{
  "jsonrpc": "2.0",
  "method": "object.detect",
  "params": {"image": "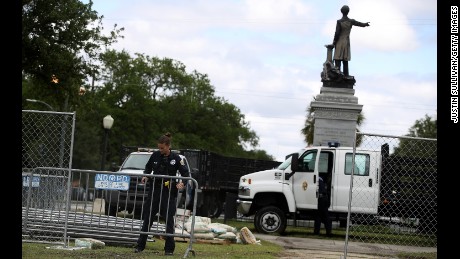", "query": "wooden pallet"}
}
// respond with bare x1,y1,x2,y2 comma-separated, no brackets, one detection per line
174,237,232,245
